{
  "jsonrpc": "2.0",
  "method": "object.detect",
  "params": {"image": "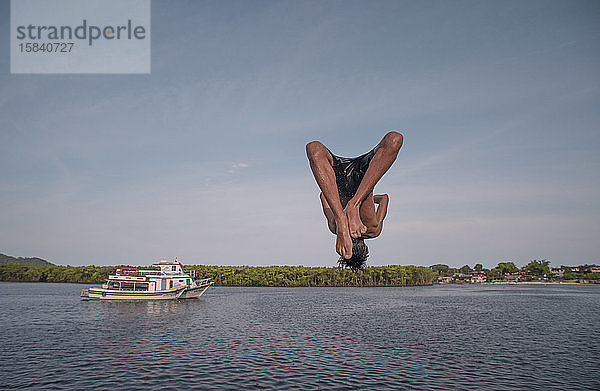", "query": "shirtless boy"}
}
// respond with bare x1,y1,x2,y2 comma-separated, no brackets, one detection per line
306,131,403,269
